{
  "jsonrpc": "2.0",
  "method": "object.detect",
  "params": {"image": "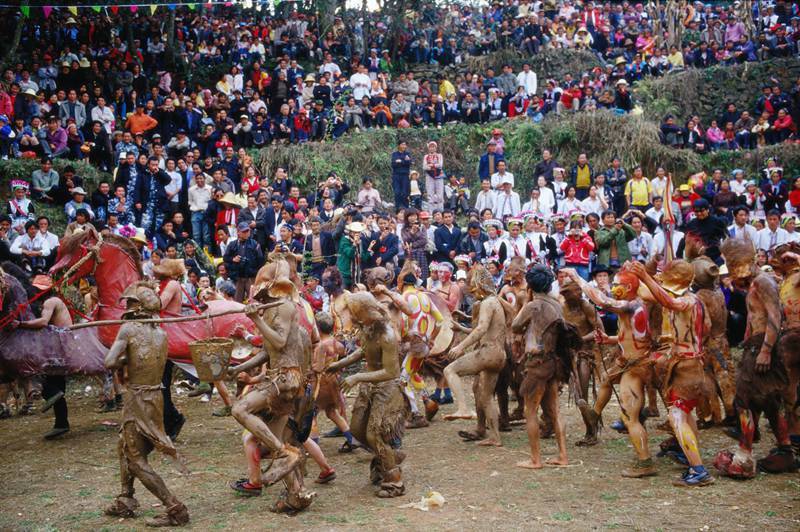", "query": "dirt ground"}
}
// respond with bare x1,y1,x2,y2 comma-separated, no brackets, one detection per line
1,377,799,531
